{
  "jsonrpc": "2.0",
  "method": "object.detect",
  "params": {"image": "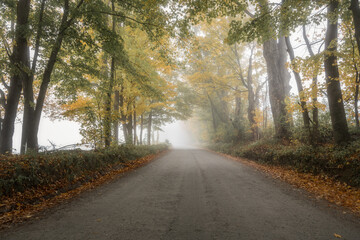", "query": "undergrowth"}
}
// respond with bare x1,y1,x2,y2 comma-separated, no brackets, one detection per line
209,139,360,187
0,144,168,197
